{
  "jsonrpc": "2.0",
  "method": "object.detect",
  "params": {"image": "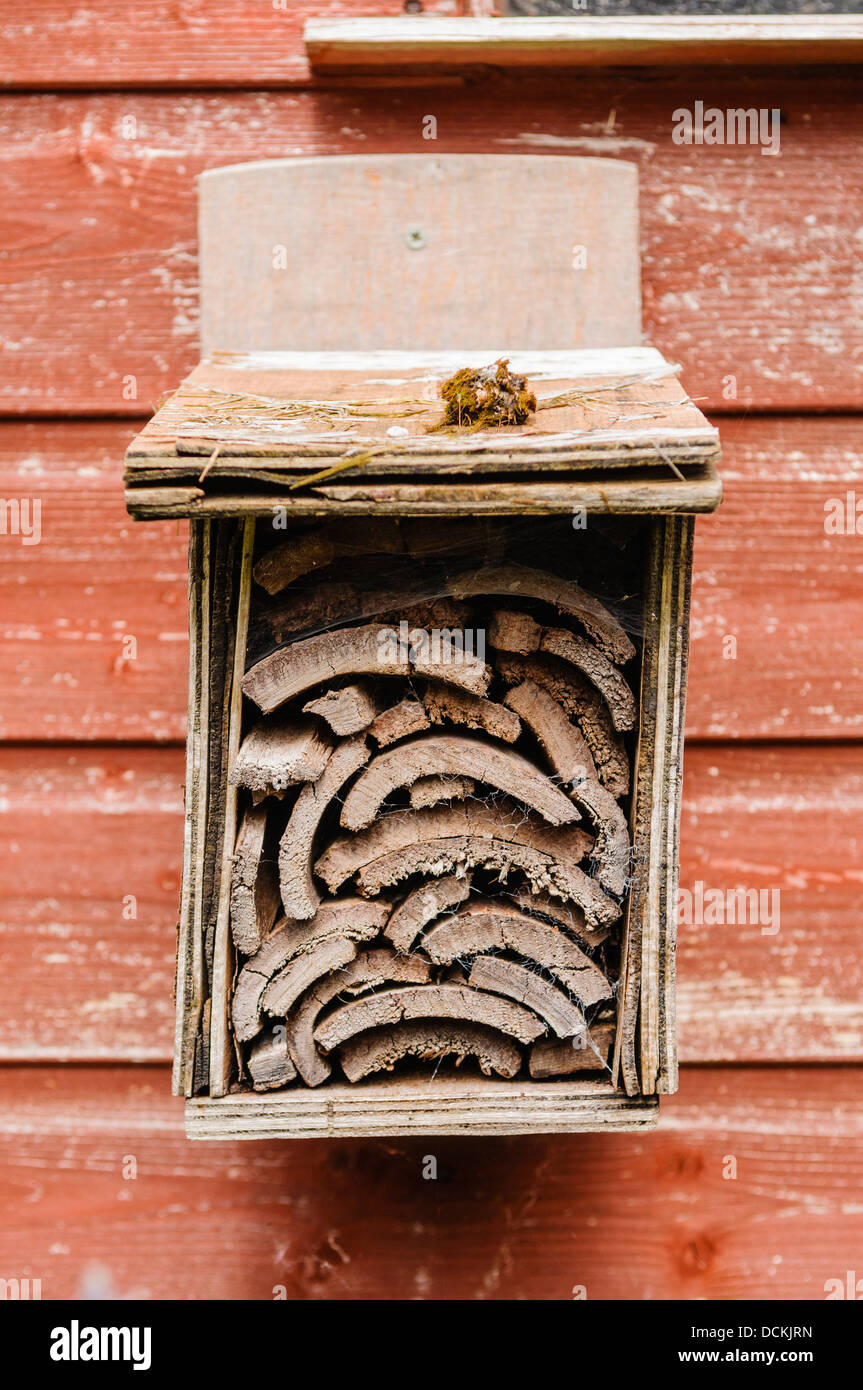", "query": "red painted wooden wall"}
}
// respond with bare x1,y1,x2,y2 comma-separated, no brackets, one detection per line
1,3,861,1301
